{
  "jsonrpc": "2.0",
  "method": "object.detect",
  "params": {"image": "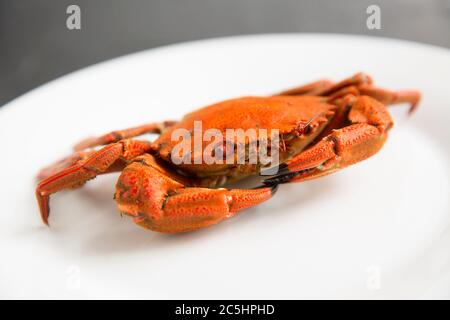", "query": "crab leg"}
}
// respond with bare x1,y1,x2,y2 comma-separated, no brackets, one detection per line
36,139,152,225
277,73,371,97
321,73,420,112
315,72,373,96
280,72,420,113
276,79,333,96
116,155,277,233
37,151,94,181
74,121,177,151
358,85,421,114
264,95,393,185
